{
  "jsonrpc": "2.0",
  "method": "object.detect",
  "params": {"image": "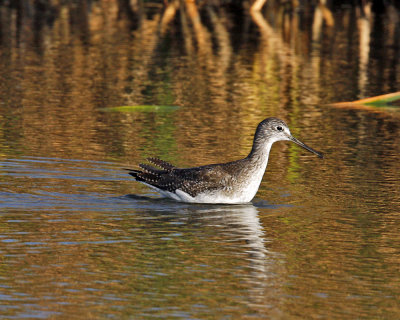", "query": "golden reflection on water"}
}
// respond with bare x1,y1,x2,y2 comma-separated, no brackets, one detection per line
0,0,398,164
0,0,399,319
0,190,281,318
